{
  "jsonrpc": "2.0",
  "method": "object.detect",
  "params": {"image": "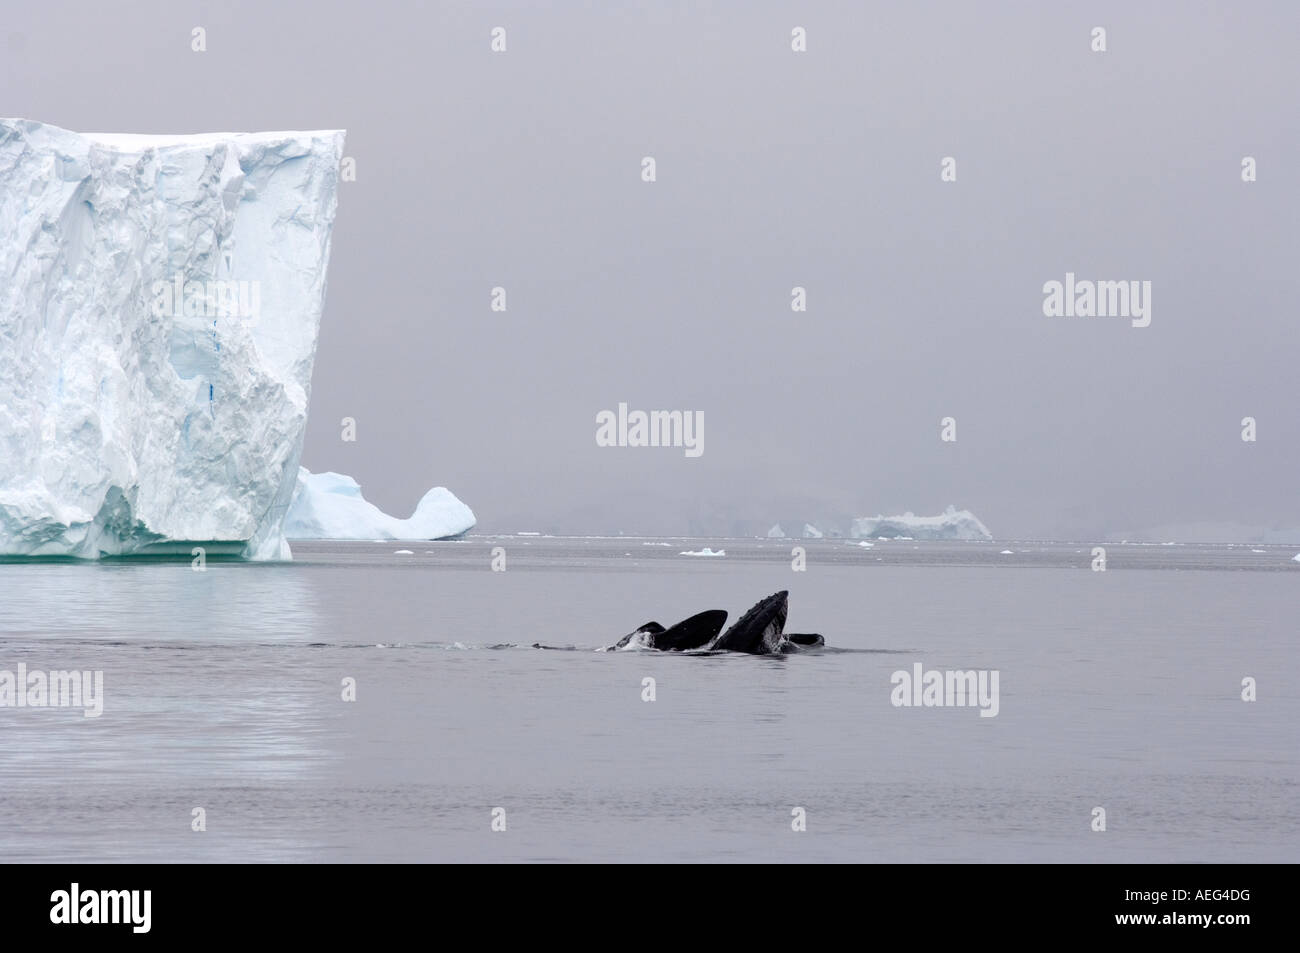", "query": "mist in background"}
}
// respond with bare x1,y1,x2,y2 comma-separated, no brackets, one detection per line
5,1,1297,540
